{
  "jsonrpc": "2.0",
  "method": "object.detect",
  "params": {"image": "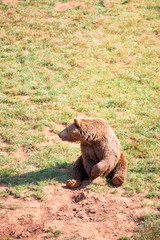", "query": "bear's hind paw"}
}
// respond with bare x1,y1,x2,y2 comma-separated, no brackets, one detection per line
112,175,124,186
66,179,81,188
